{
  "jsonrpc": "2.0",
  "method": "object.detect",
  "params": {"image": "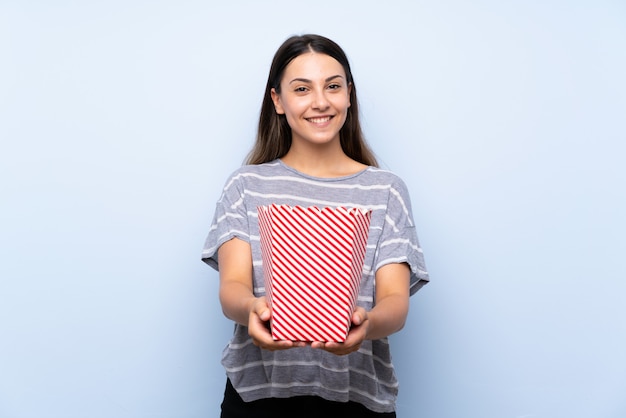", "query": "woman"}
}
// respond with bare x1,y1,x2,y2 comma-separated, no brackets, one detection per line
202,34,429,417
